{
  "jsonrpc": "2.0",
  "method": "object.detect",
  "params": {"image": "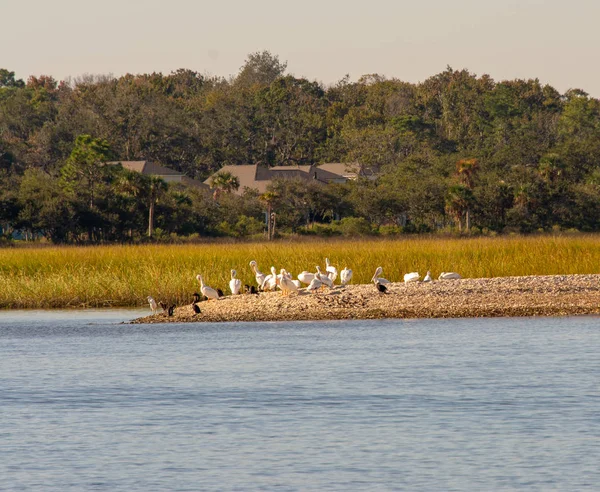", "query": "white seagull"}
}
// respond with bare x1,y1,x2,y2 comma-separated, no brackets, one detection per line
249,260,266,288
229,269,242,295
423,271,432,282
372,266,391,285
403,272,420,283
196,274,220,301
147,295,158,314
439,272,462,280
340,267,353,286
325,258,338,282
